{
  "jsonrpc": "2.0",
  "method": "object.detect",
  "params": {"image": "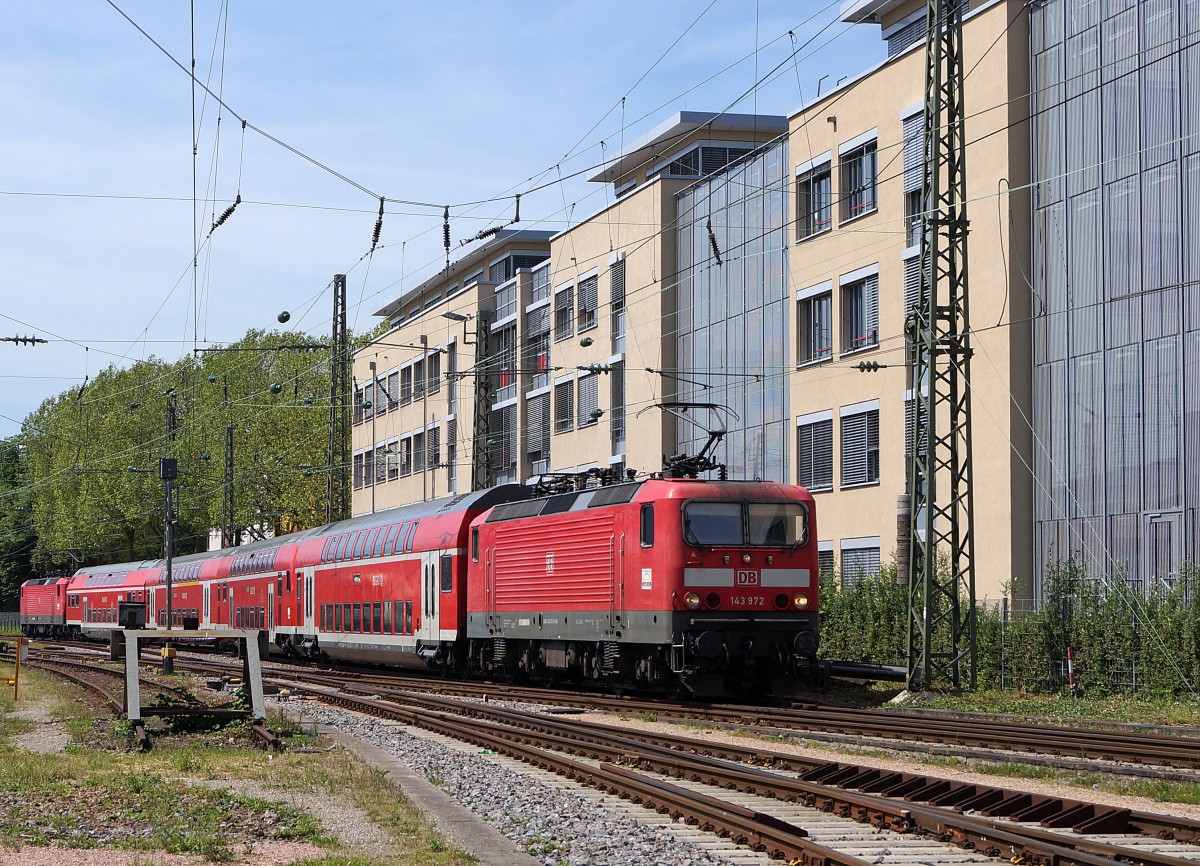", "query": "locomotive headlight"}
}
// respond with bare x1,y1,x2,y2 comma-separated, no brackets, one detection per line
793,593,809,609
684,591,701,610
